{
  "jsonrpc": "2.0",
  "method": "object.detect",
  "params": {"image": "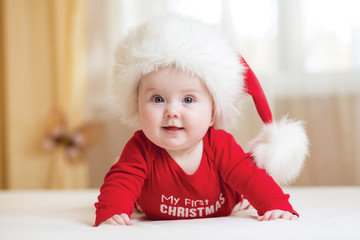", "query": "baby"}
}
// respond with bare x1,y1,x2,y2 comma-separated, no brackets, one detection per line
95,15,308,226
